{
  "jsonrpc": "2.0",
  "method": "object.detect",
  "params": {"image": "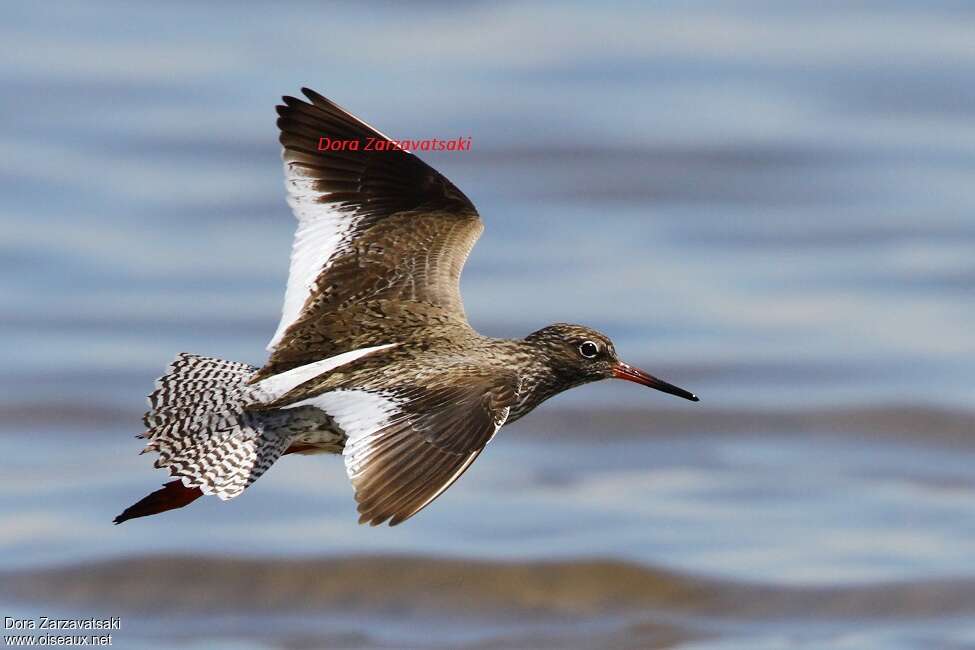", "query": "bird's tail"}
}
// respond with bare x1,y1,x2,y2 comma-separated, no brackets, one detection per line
115,353,291,524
